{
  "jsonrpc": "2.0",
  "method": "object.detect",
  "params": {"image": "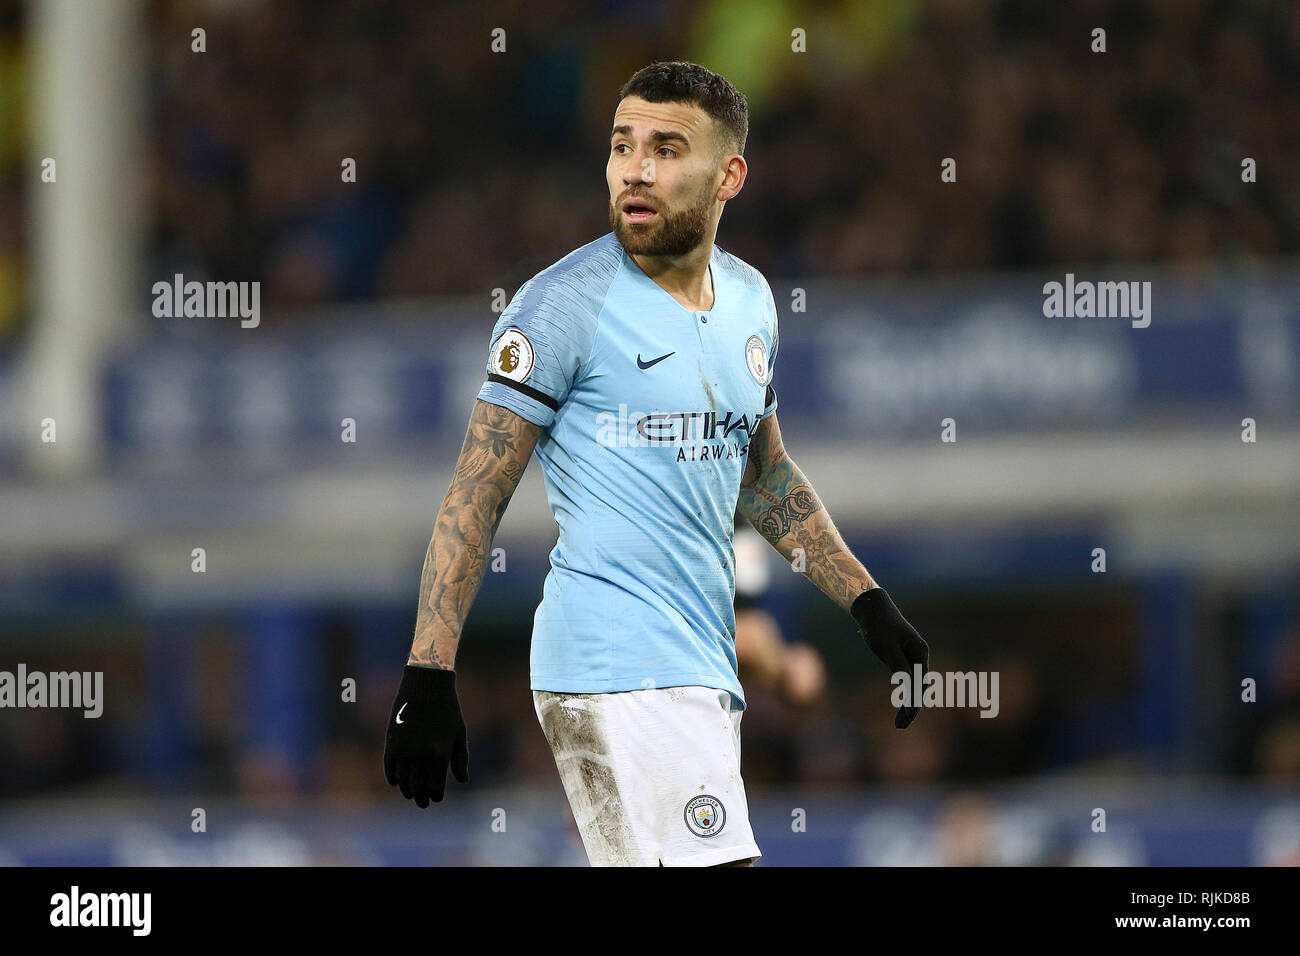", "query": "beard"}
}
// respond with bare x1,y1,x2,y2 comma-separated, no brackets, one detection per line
609,185,714,257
